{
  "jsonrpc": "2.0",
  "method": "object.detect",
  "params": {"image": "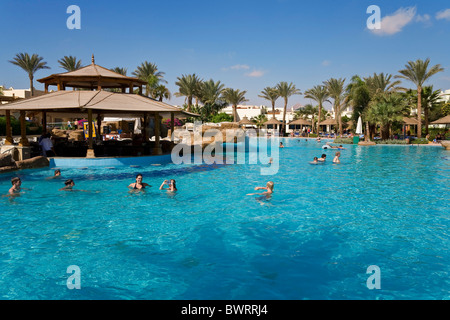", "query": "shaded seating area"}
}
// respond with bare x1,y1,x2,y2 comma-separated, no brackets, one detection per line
0,56,197,159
